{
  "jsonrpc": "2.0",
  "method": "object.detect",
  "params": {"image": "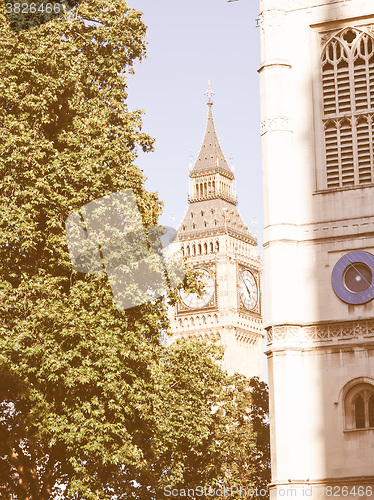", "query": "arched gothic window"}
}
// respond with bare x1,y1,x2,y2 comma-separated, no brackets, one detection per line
322,28,374,188
344,380,374,430
354,394,365,429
